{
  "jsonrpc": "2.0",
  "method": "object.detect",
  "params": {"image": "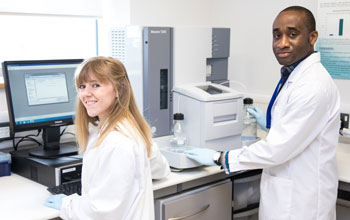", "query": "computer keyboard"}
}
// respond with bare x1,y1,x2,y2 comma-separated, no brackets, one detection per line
47,180,81,195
